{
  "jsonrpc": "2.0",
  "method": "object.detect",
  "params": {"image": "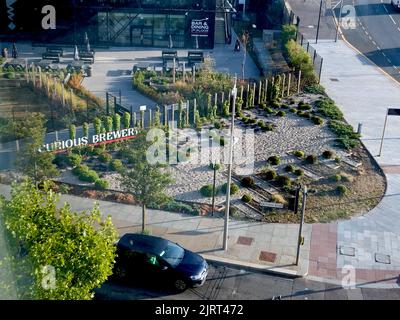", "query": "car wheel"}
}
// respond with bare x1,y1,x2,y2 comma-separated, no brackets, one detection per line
174,279,188,292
